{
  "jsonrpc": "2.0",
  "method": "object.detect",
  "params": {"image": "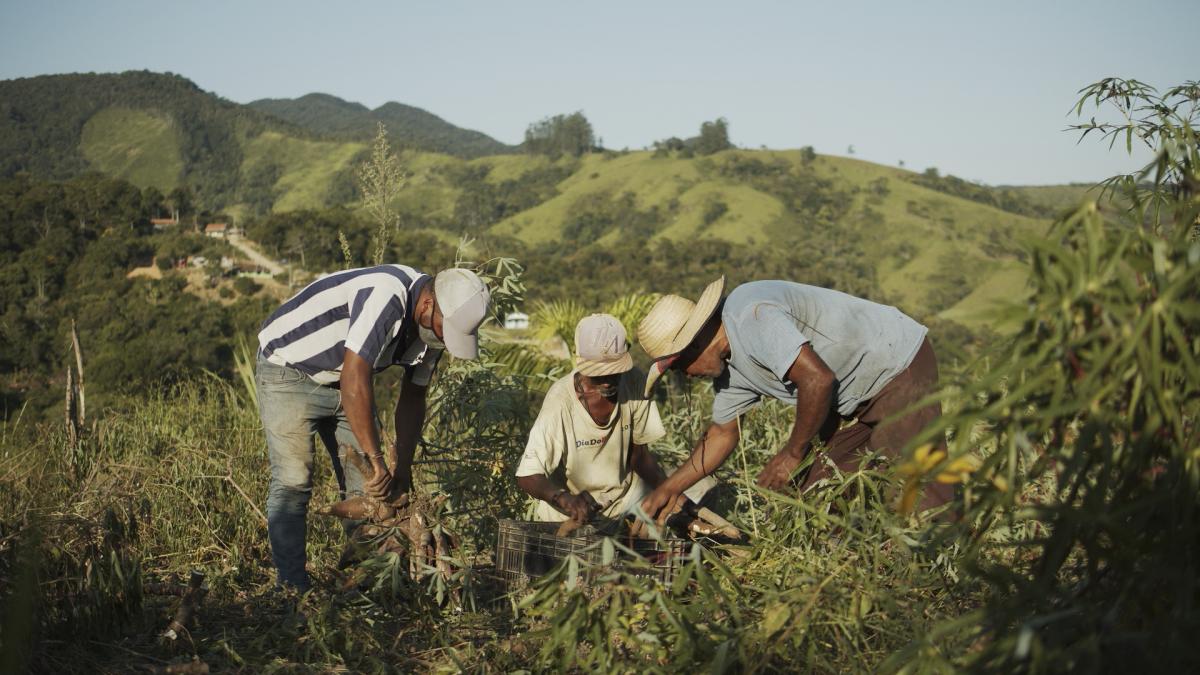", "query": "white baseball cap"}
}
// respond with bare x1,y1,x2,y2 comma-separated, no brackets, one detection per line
433,268,490,359
574,313,634,376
